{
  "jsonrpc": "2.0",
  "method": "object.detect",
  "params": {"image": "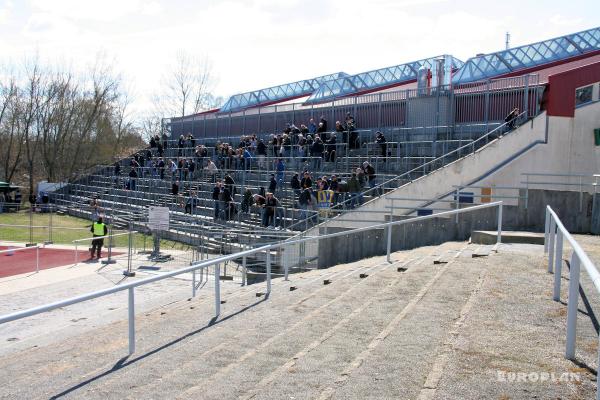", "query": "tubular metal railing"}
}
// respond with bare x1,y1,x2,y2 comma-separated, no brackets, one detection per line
544,206,600,400
0,201,503,356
